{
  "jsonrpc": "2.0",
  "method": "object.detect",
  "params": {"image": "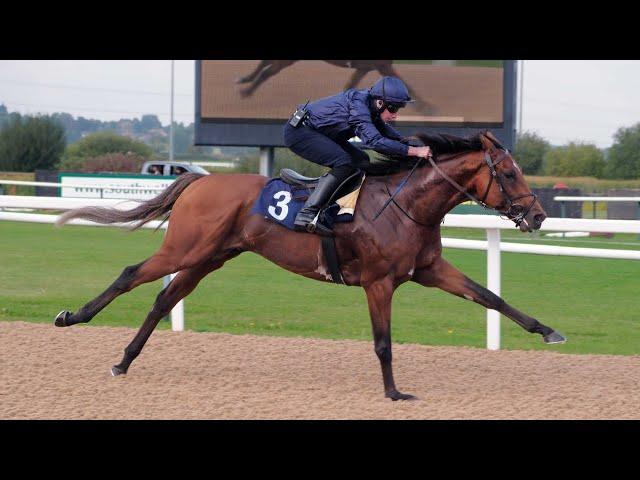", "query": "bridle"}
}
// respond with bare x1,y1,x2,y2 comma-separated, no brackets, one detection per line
427,148,538,228
374,147,538,229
